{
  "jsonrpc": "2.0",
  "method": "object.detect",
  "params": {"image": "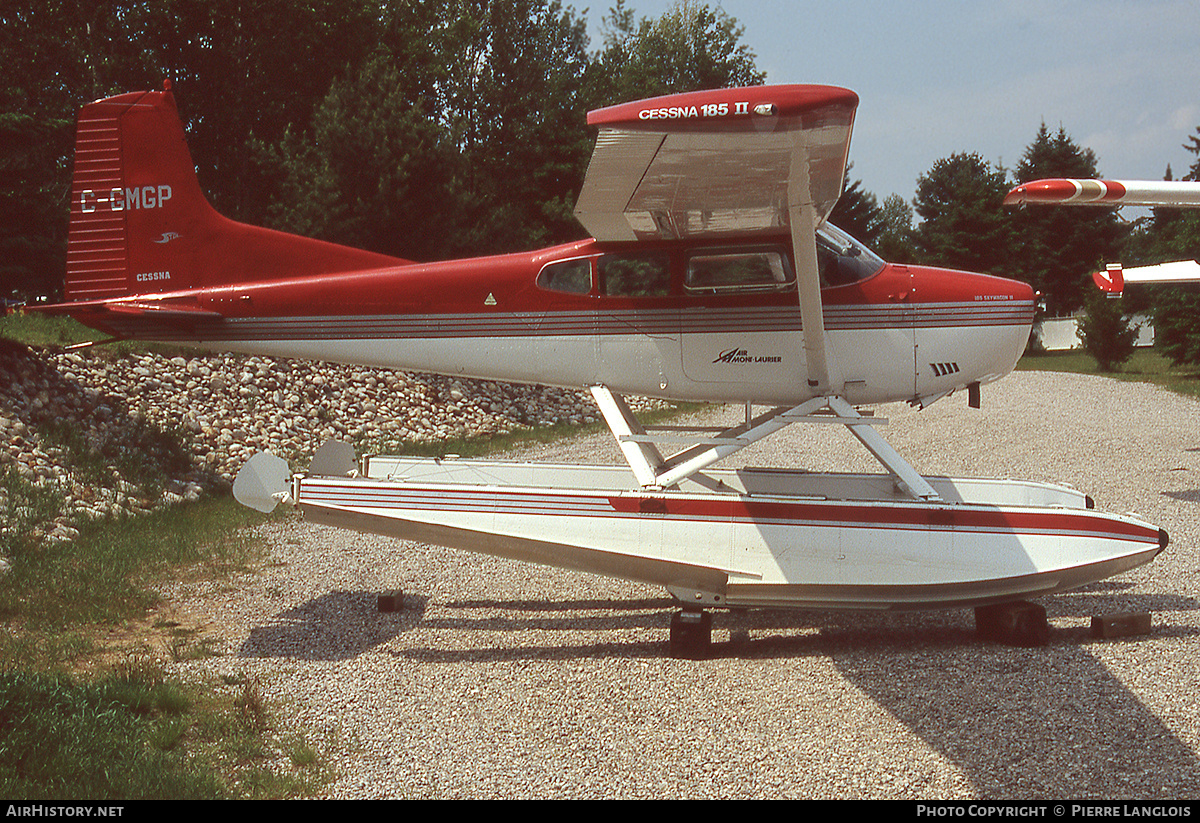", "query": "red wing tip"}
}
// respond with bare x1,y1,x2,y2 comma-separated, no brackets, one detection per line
1004,179,1127,206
